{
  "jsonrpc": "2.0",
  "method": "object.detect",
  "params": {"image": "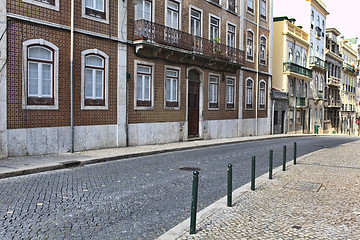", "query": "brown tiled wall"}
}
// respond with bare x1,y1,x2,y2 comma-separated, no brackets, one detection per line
7,20,118,129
